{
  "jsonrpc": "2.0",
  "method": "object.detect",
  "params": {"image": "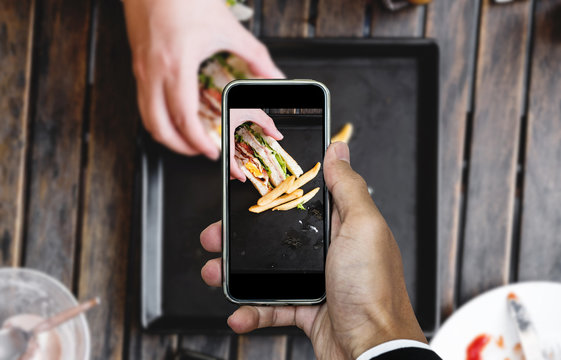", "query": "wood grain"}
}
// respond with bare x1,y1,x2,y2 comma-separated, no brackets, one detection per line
371,1,424,36
22,0,90,288
238,335,287,360
262,0,310,37
290,335,315,360
315,0,367,37
0,0,34,266
518,0,561,281
181,335,232,359
460,0,532,304
77,1,138,359
128,333,174,360
425,0,480,319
